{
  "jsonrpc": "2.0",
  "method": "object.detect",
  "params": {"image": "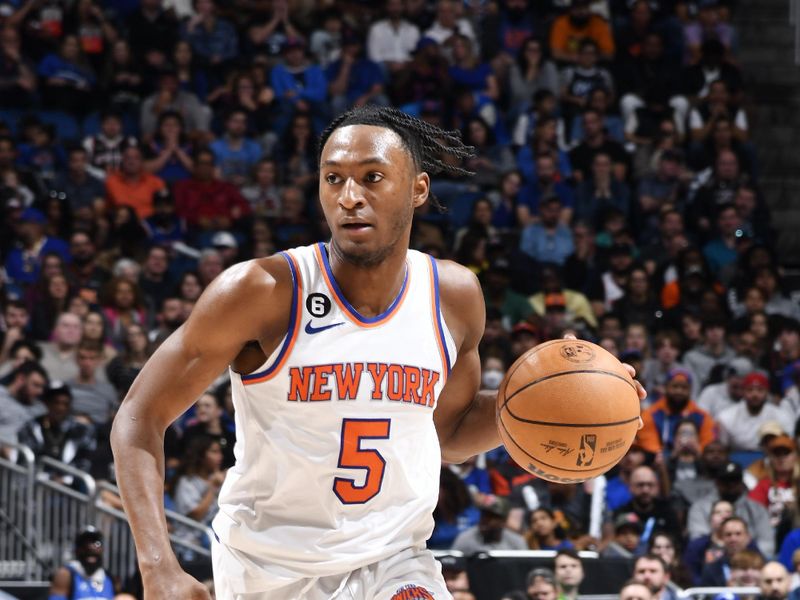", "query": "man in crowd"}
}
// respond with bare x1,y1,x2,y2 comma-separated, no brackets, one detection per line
633,554,678,600
452,495,527,554
615,465,681,539
39,312,83,382
0,361,48,448
554,549,584,600
67,342,118,426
